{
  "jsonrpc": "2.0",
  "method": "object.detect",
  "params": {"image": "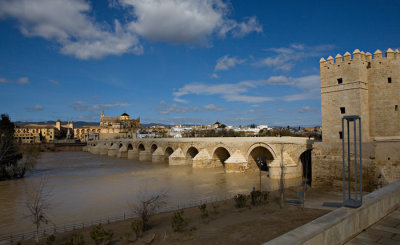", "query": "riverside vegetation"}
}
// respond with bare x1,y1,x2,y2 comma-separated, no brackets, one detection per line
0,114,39,180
